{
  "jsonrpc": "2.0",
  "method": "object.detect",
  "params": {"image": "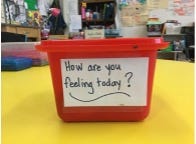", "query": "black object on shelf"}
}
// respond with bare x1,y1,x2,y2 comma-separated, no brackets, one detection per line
181,26,194,35
1,32,26,42
79,0,116,29
188,45,195,61
183,45,195,62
